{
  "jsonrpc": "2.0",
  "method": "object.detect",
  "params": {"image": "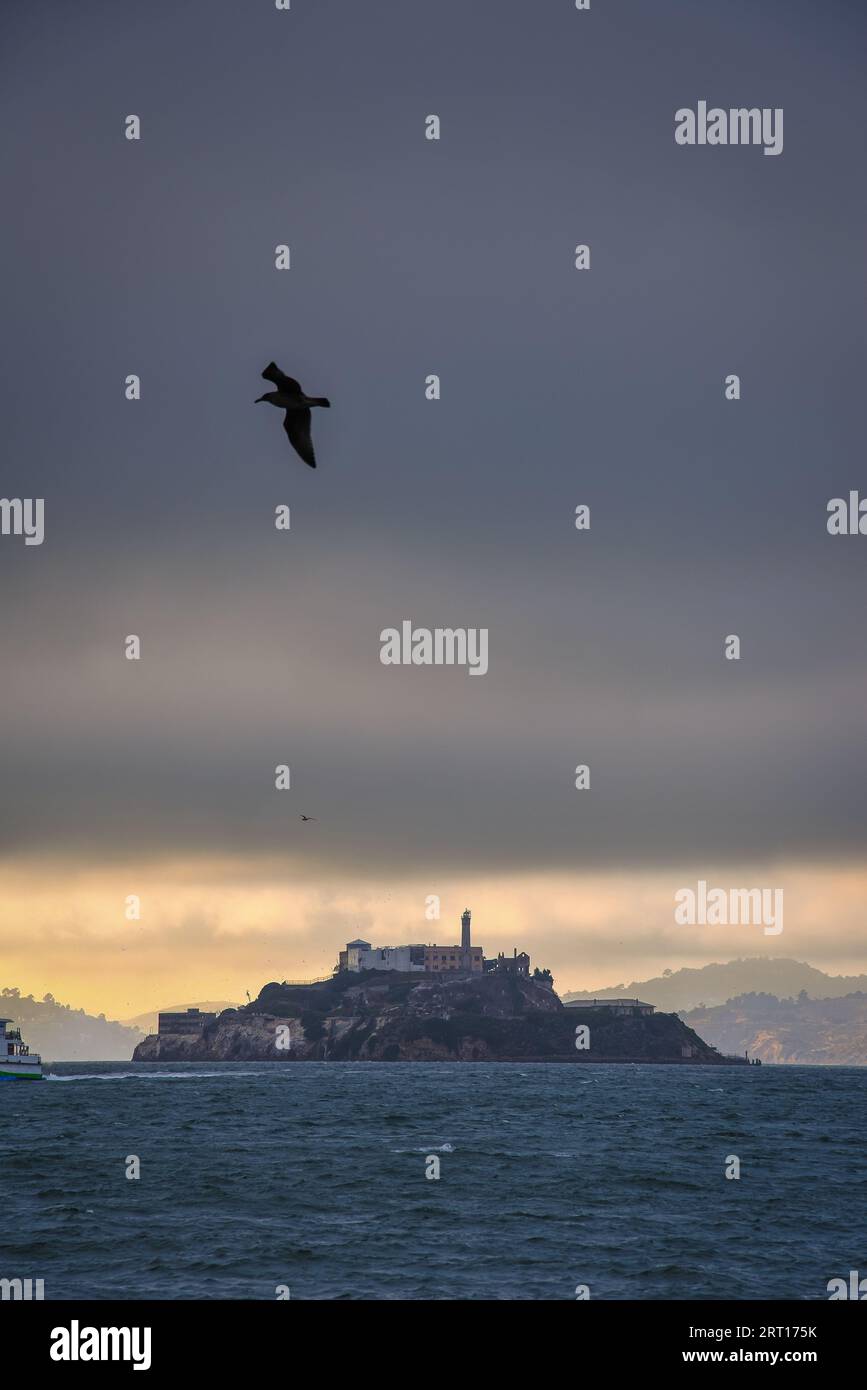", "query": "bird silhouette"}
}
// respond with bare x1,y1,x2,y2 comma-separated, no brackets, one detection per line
255,362,330,468
299,814,317,822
